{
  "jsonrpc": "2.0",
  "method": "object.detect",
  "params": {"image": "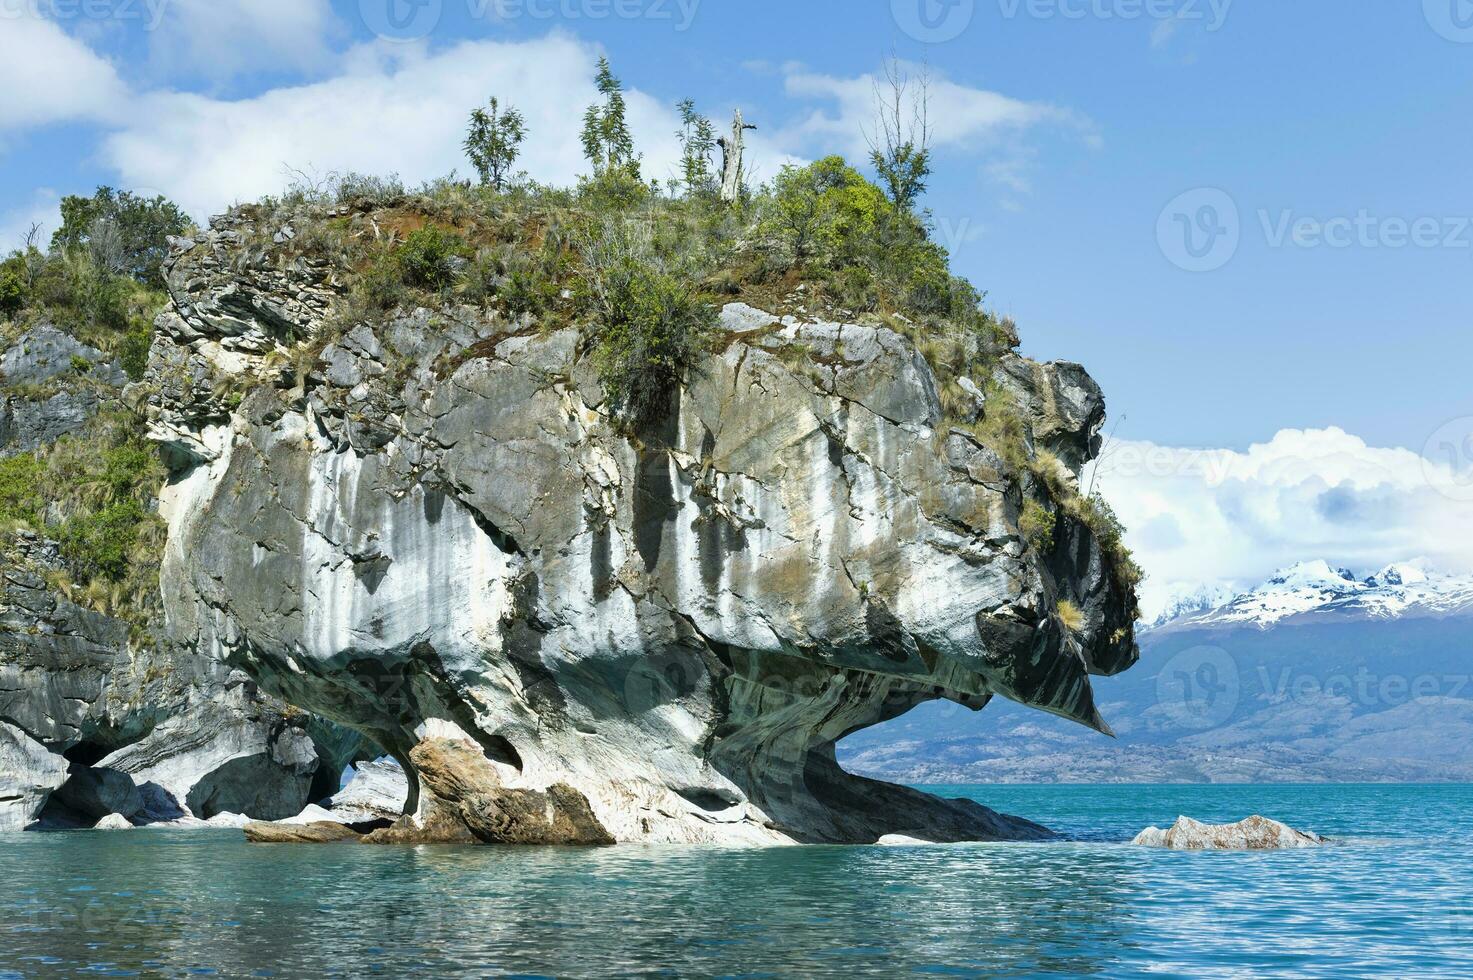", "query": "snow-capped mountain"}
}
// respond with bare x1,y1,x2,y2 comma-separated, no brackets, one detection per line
1142,582,1242,630
1148,560,1473,631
